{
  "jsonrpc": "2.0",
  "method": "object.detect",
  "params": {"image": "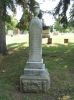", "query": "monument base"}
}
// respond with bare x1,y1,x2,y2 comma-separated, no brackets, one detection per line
20,65,50,93
26,59,44,69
